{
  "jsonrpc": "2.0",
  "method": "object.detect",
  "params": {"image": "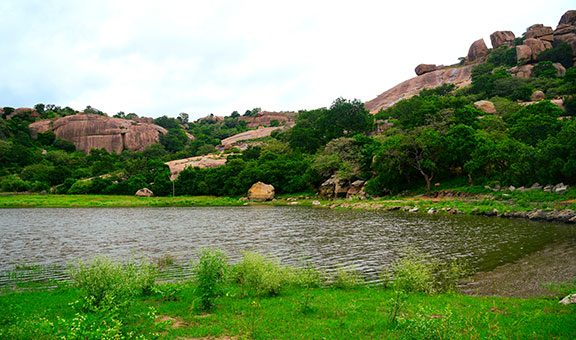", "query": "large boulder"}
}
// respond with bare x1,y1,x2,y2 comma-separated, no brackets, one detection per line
524,38,551,61
319,175,350,199
474,100,496,114
509,64,533,78
530,90,545,101
29,114,167,154
346,180,366,199
135,188,154,197
467,39,489,62
415,64,438,76
516,45,533,64
165,154,228,180
558,10,576,26
247,182,275,201
525,24,554,42
490,31,515,48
